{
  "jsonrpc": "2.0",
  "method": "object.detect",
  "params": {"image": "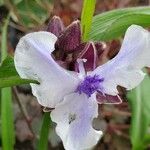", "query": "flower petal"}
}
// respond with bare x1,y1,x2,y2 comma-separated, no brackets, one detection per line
51,93,102,150
14,32,79,107
91,25,150,95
